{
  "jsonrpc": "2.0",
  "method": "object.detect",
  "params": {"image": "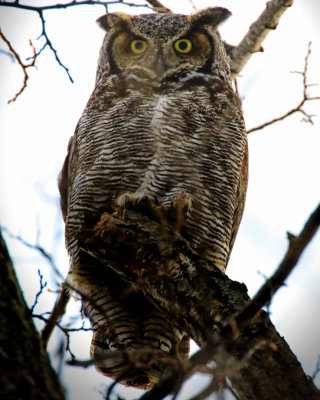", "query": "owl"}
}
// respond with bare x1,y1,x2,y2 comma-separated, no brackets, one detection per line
58,7,248,390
